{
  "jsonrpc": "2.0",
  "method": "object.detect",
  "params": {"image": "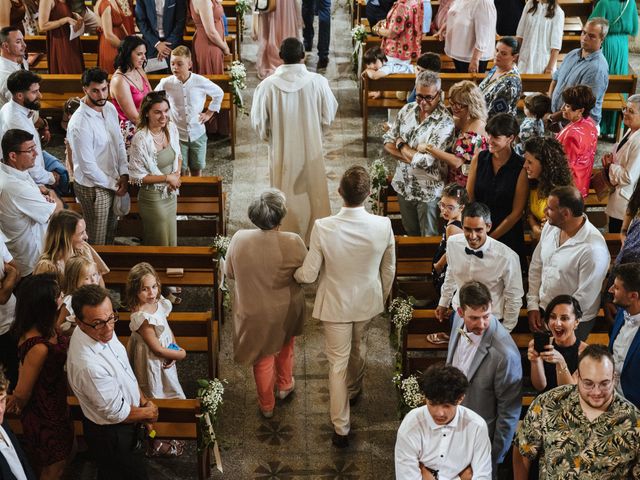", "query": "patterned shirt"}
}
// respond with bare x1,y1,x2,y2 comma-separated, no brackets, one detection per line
515,117,544,156
478,65,523,117
382,0,423,61
515,384,640,479
384,102,455,202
